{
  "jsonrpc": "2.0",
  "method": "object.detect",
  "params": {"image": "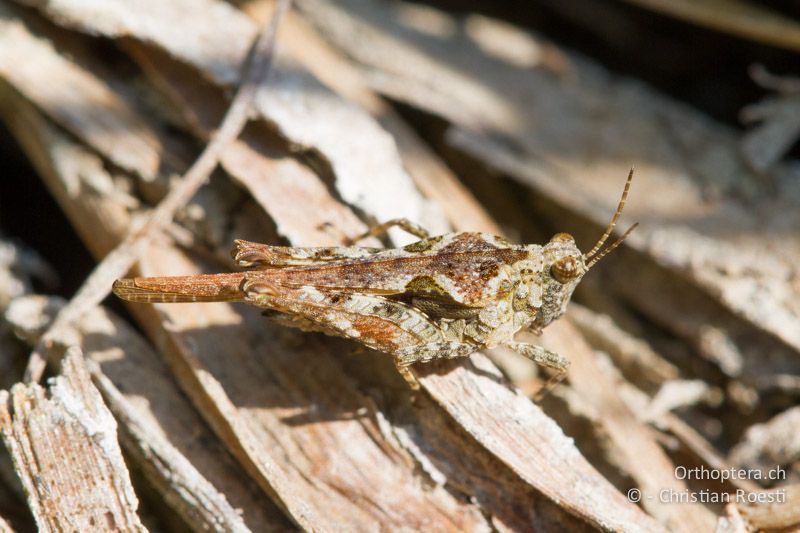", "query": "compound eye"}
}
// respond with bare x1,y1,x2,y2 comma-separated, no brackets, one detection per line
551,233,575,243
550,256,580,283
